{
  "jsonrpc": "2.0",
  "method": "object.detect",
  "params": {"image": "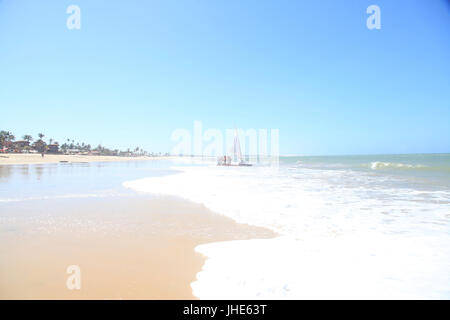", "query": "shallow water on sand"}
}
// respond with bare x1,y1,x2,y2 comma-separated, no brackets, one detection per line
0,160,274,299
0,160,176,203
